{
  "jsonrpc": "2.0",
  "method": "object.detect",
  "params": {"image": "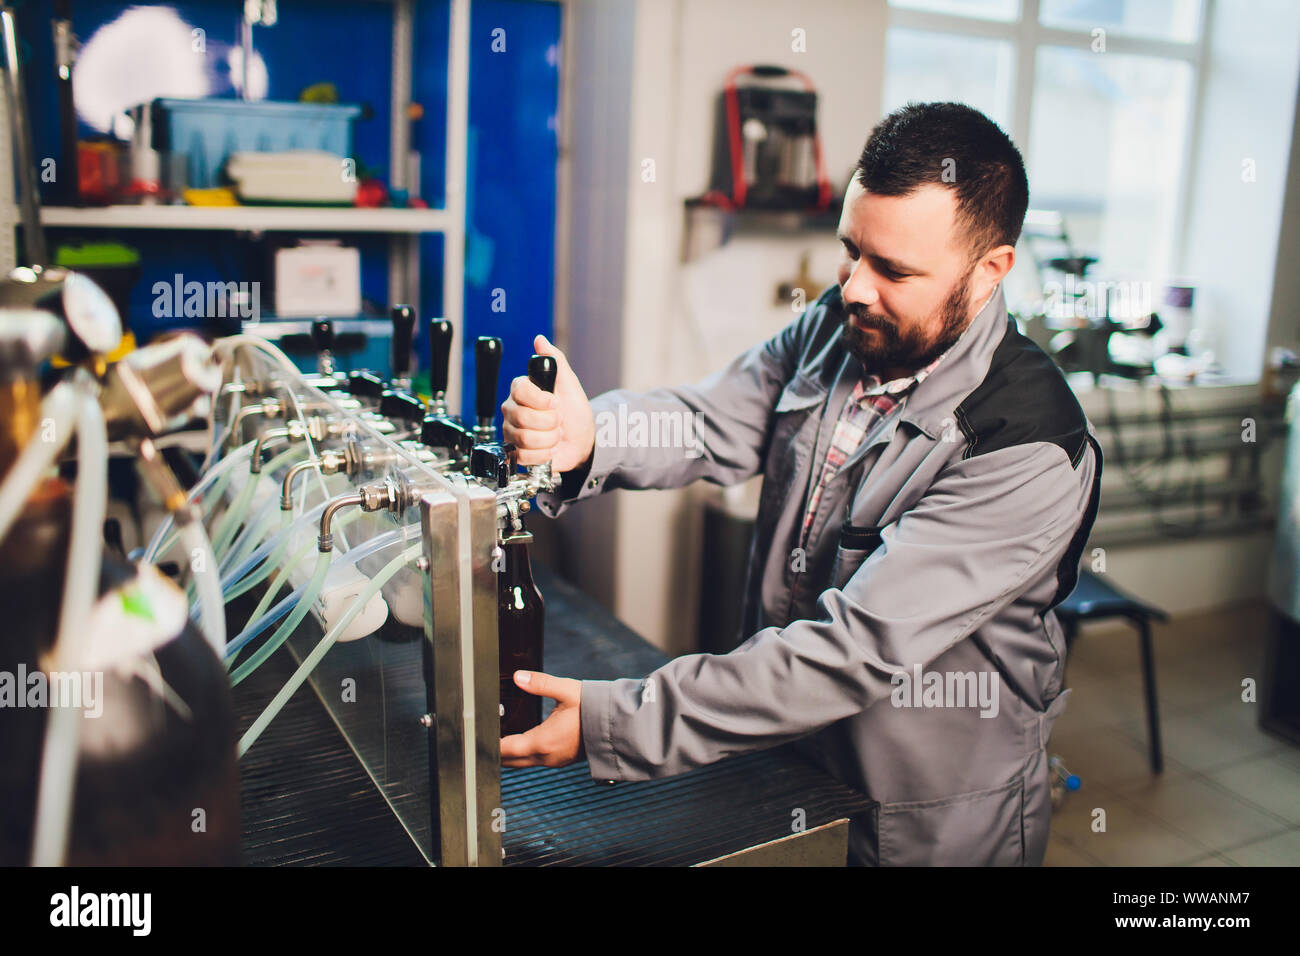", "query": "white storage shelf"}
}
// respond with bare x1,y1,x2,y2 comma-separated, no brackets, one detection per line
39,204,452,233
